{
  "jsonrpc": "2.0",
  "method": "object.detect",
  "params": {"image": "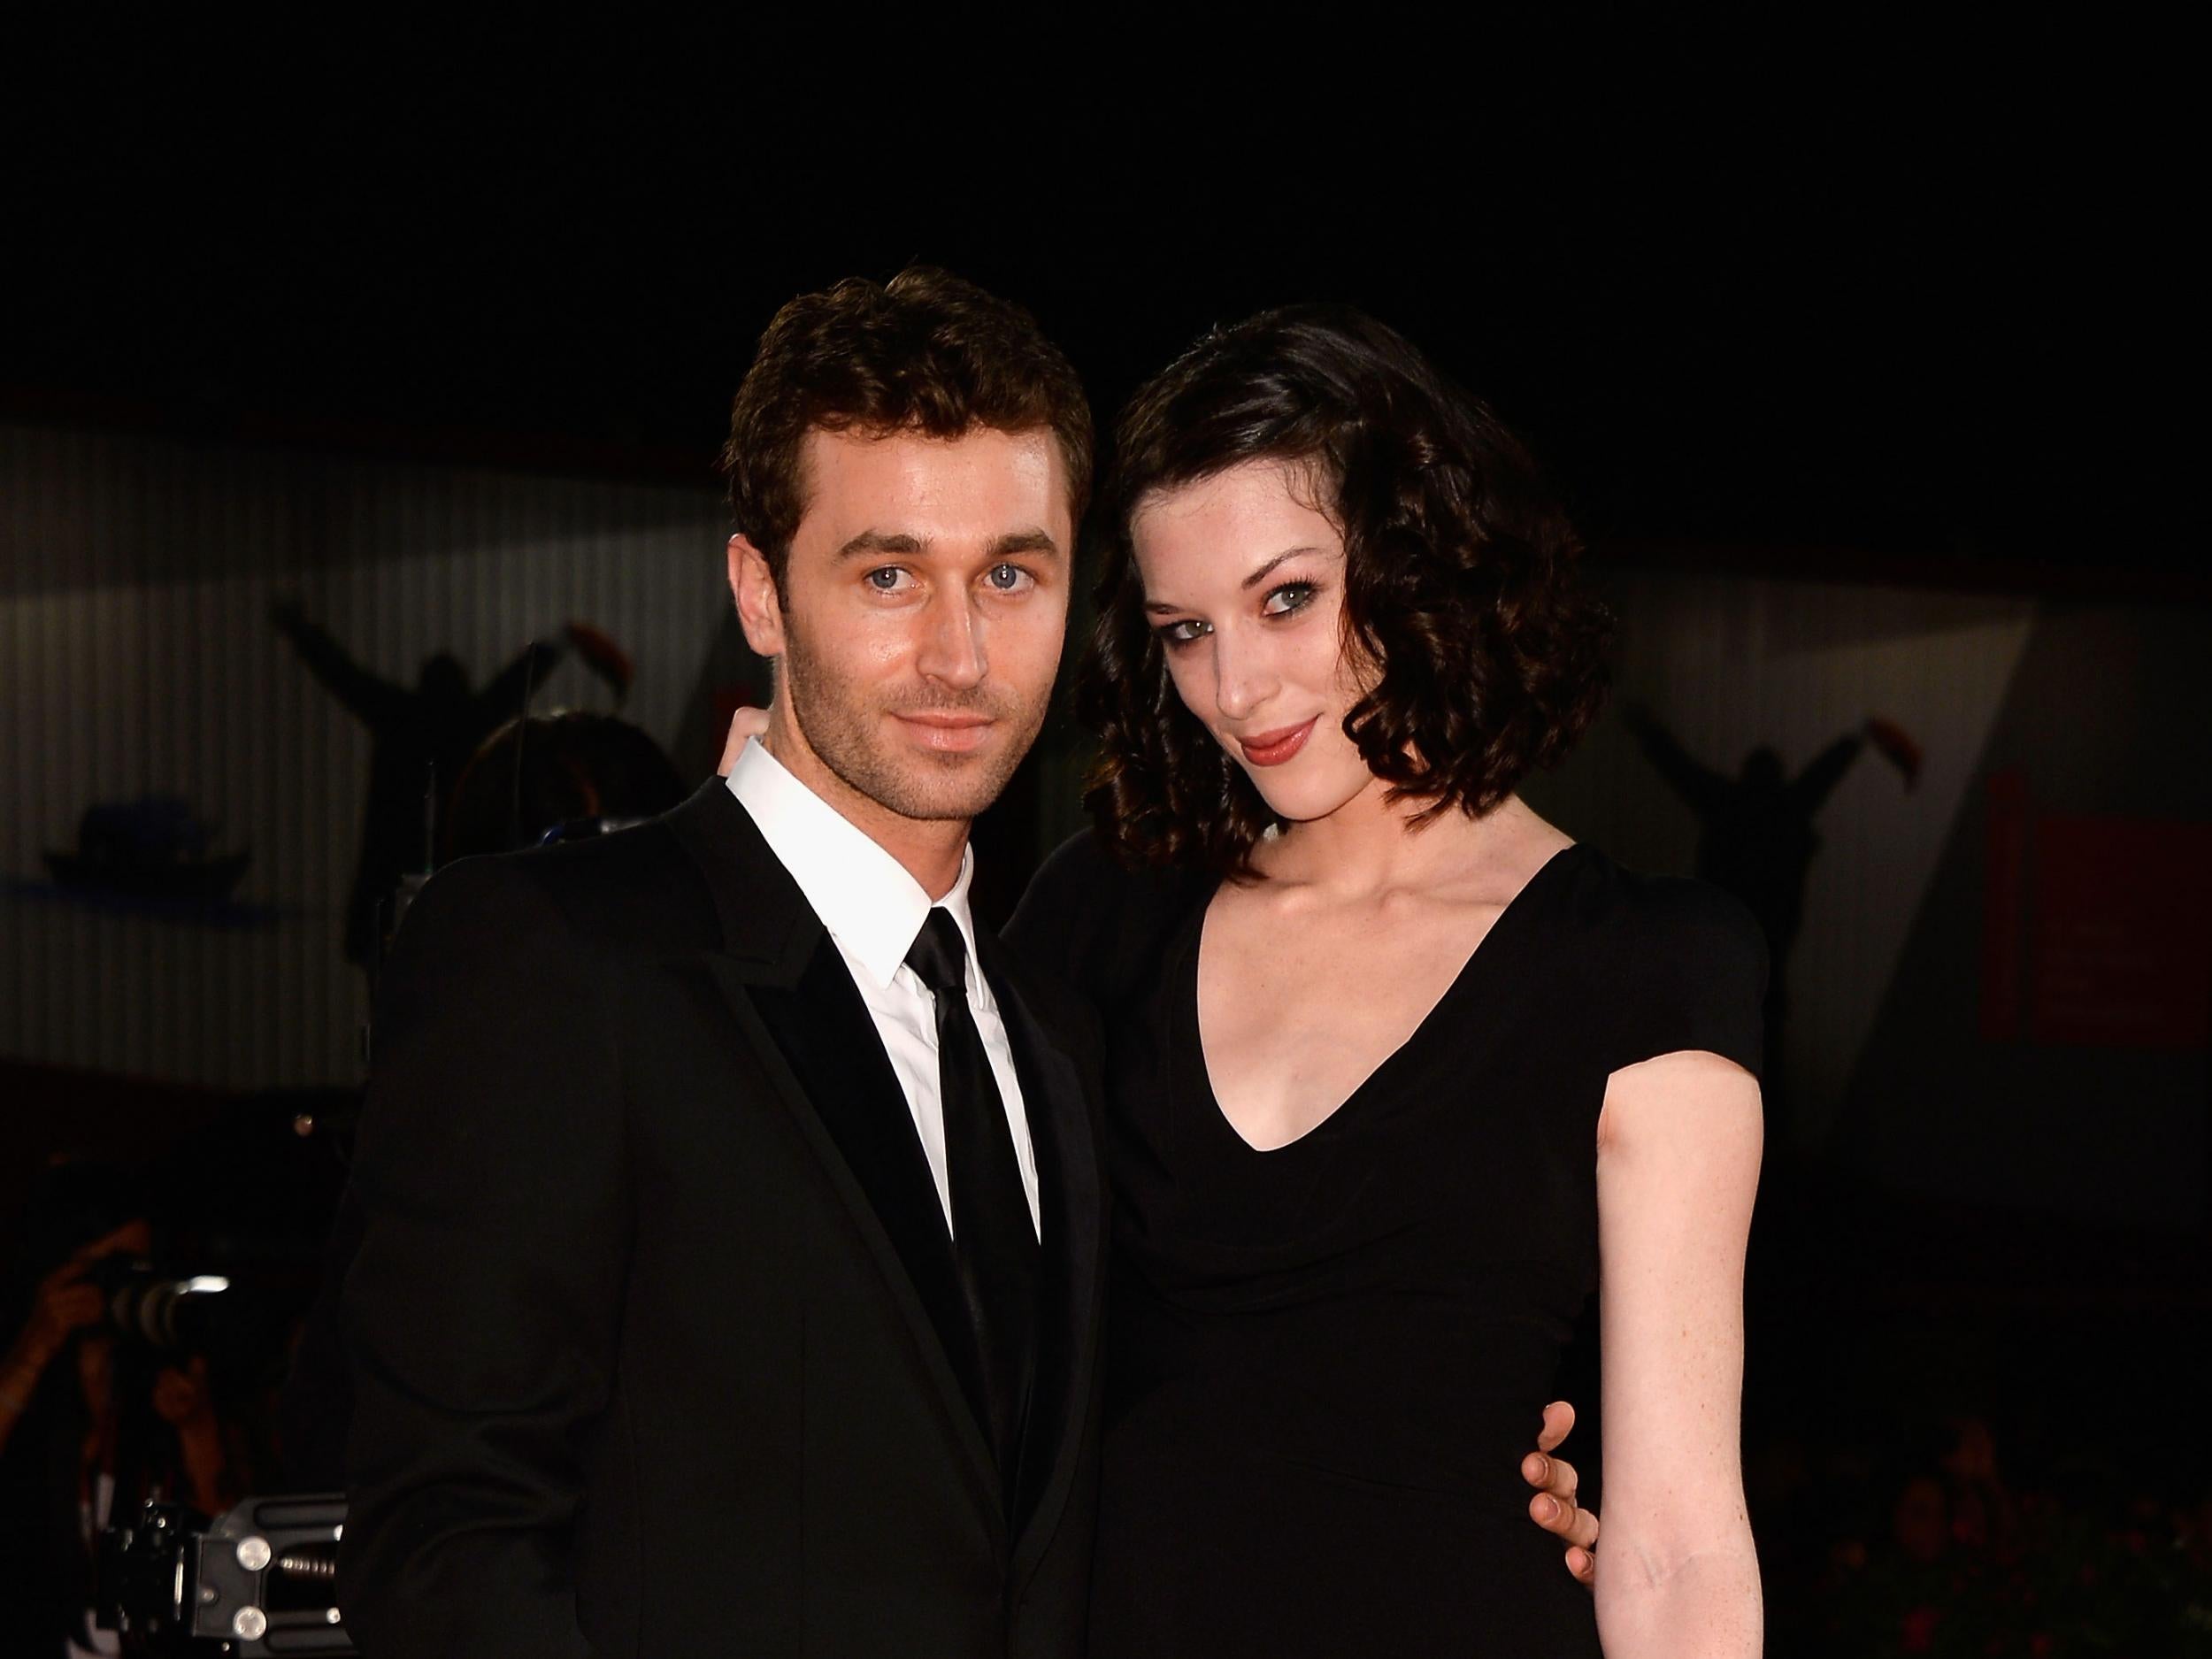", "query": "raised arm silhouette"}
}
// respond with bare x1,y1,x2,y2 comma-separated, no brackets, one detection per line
1622,703,1917,1142
273,600,562,965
